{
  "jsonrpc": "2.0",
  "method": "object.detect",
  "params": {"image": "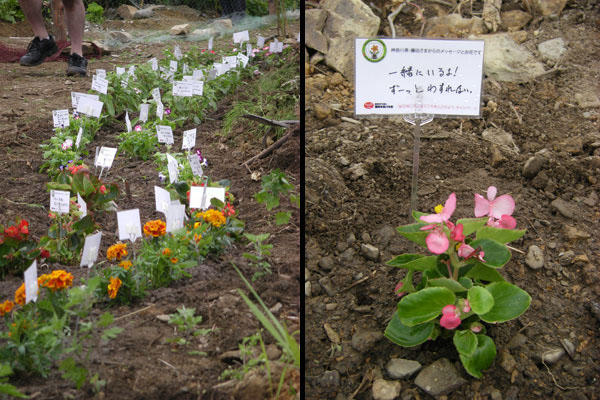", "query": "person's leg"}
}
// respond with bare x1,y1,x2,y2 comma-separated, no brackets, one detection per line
18,0,48,39
62,0,84,56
